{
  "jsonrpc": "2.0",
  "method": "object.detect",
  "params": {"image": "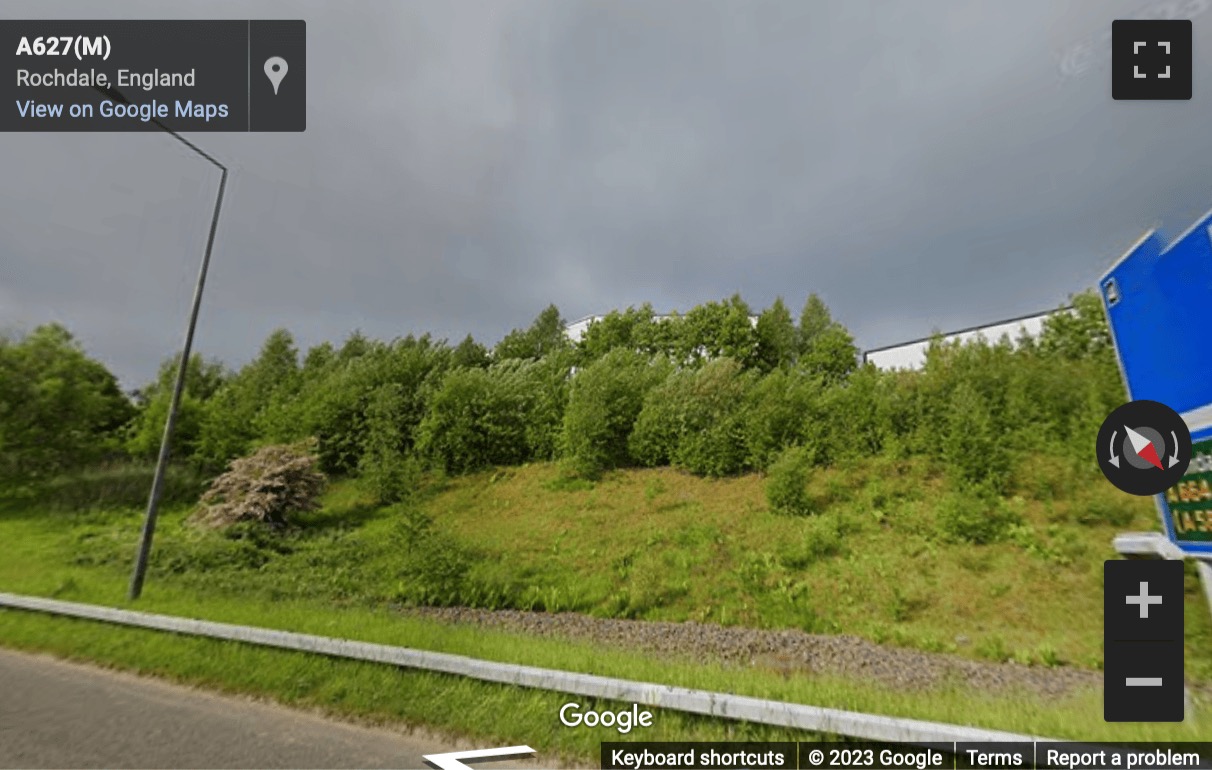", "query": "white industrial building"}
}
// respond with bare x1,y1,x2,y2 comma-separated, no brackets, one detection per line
564,312,758,344
565,306,1073,372
861,307,1073,371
